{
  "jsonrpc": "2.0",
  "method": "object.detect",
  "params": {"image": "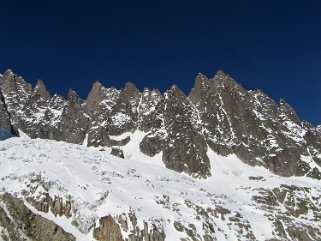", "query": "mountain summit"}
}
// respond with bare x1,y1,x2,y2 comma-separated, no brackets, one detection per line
0,69,320,240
